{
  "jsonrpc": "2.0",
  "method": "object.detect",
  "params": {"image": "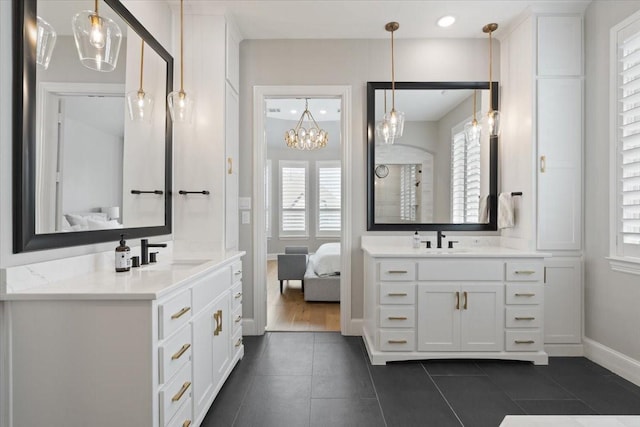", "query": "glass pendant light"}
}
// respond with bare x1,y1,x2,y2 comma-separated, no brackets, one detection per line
464,89,480,142
483,23,500,137
384,22,404,139
126,40,153,121
167,0,194,123
72,0,122,72
36,16,57,69
375,90,395,145
284,99,328,150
